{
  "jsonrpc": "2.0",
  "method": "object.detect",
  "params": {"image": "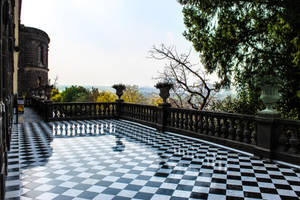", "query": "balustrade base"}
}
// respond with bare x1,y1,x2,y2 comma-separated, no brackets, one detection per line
272,151,300,166
165,126,255,154
253,146,274,160
257,112,281,119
